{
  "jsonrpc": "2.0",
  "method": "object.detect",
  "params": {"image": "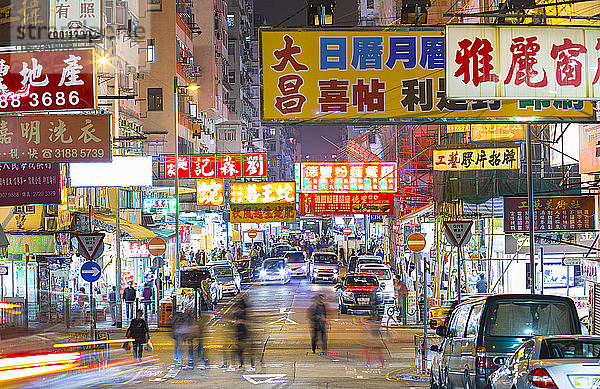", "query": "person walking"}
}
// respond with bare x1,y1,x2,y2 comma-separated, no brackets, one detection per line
171,310,186,364
308,294,328,353
126,309,150,361
142,283,152,320
108,286,117,326
123,281,136,321
233,296,255,371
